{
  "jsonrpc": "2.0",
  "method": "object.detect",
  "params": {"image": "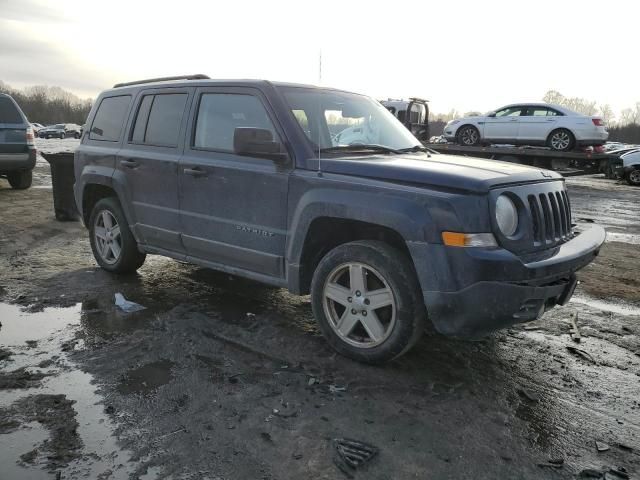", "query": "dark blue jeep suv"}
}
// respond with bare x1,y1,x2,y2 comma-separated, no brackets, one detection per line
74,75,605,363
